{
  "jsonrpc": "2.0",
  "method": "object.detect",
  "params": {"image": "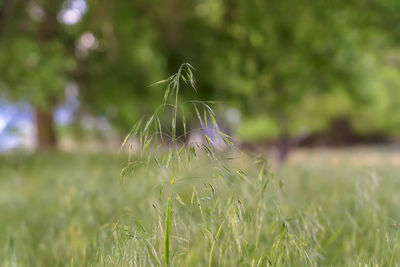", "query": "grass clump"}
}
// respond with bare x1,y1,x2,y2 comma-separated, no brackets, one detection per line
120,63,261,266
